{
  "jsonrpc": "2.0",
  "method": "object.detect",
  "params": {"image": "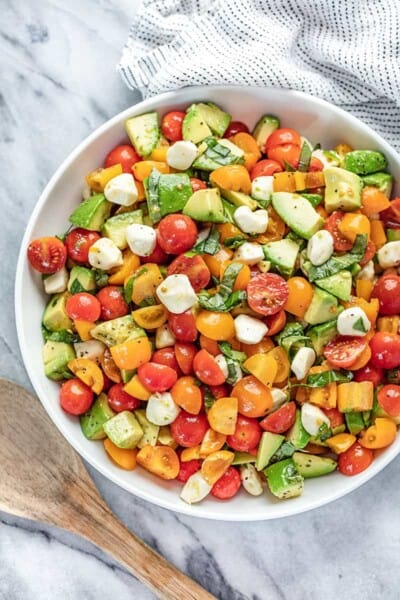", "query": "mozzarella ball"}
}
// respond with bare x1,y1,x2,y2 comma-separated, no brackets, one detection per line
126,224,157,257
234,242,264,265
156,274,197,314
146,392,180,426
378,241,400,269
234,314,268,344
301,402,331,436
337,307,371,337
43,267,68,294
251,176,274,203
104,173,138,206
291,347,316,380
234,206,269,234
88,238,123,270
166,141,198,170
306,230,334,266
